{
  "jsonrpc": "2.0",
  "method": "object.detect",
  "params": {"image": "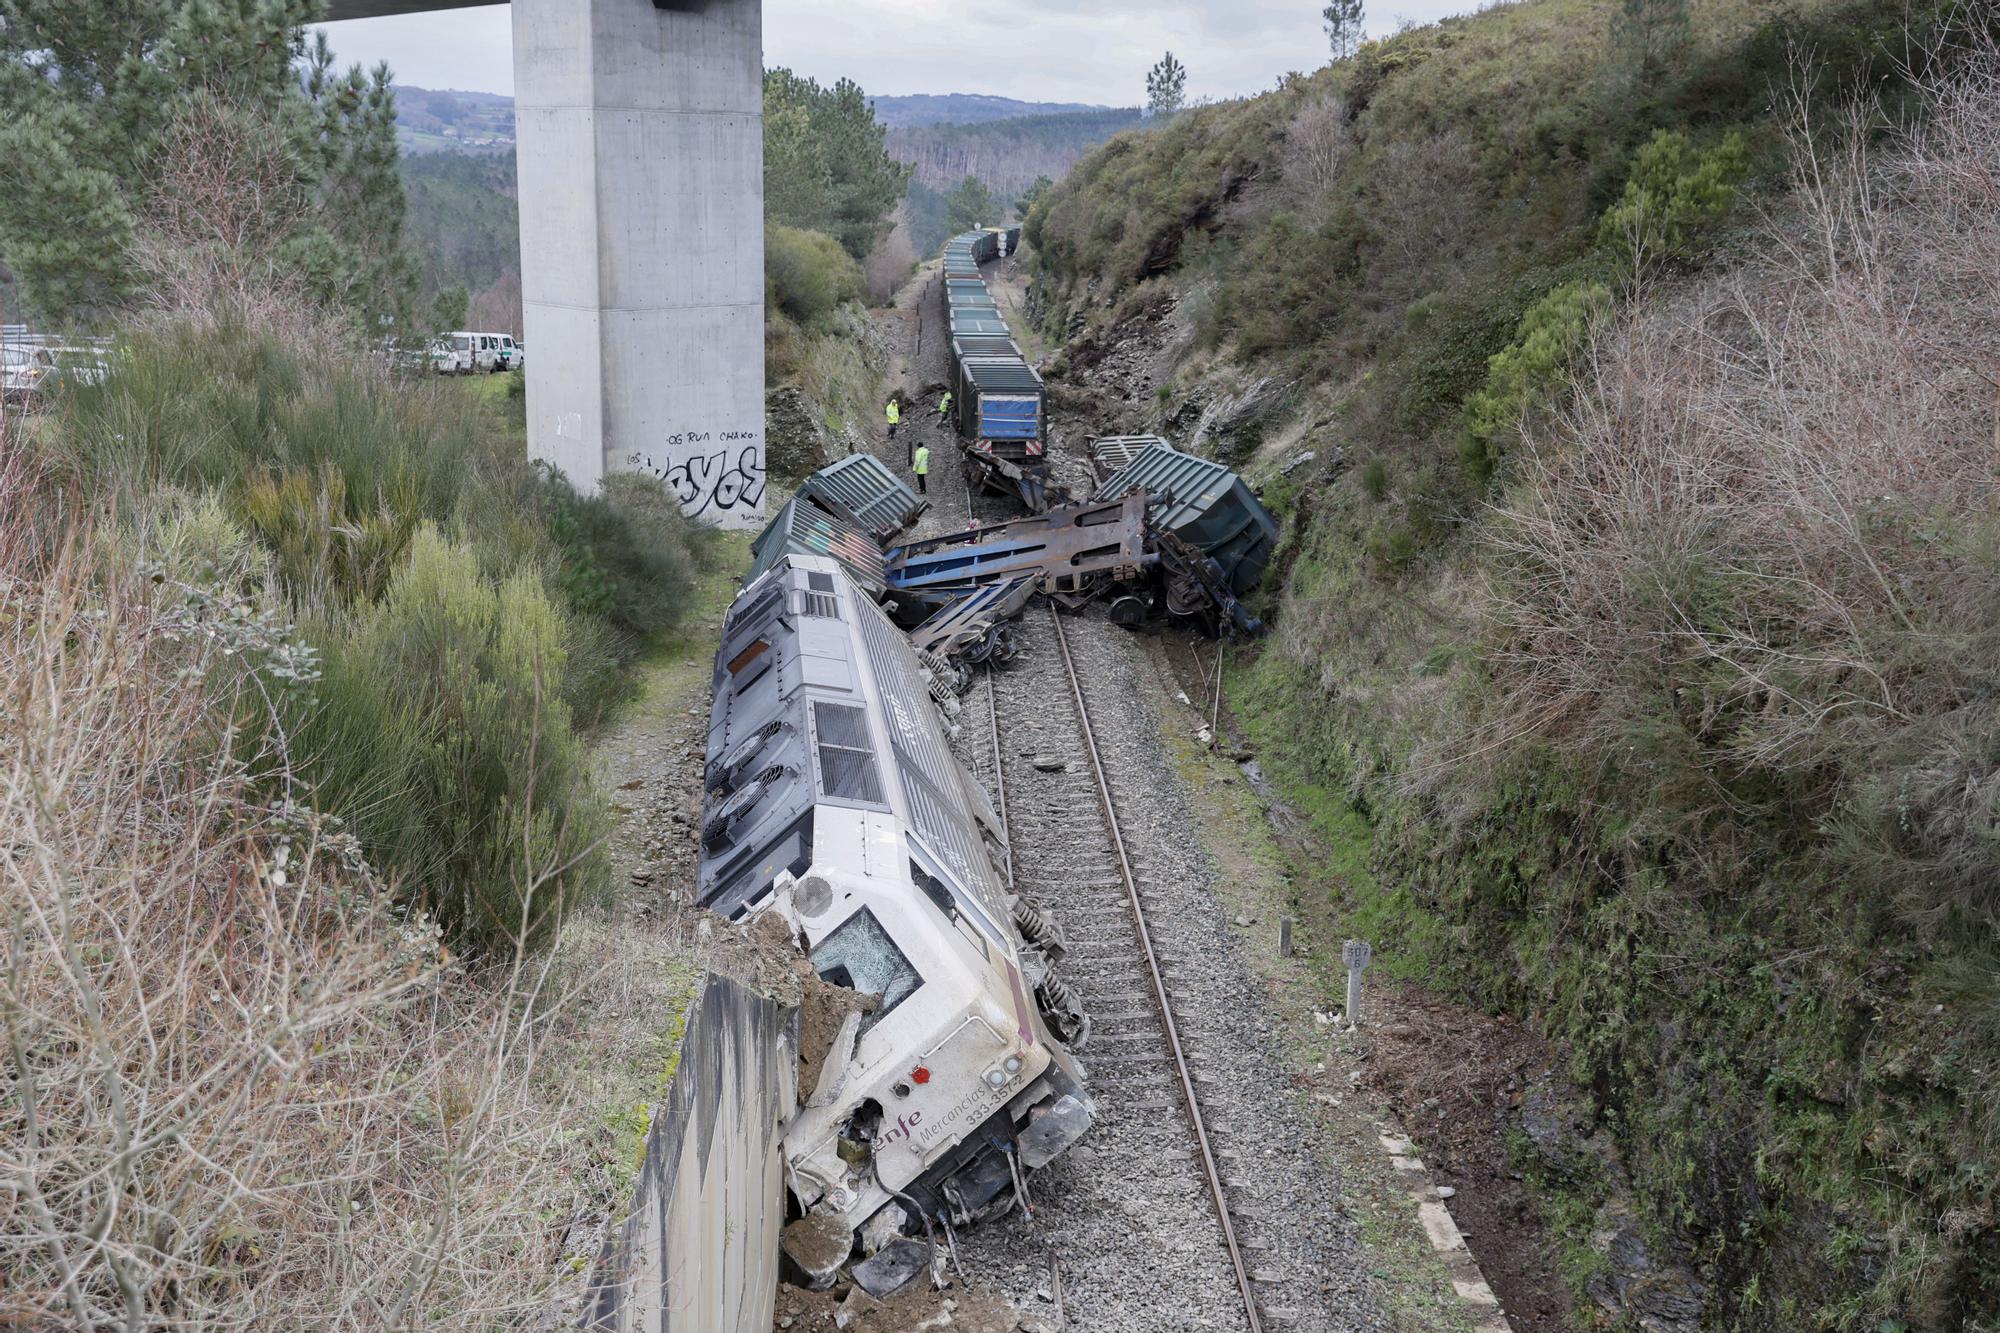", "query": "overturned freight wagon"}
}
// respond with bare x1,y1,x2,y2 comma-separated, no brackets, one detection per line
1092,437,1280,597
749,497,893,597
796,453,926,544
